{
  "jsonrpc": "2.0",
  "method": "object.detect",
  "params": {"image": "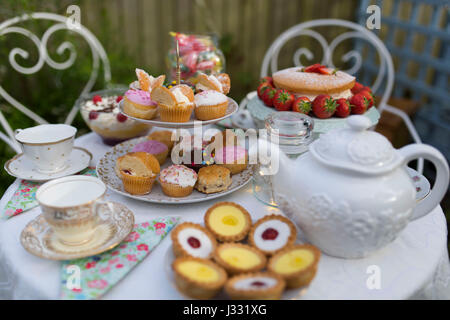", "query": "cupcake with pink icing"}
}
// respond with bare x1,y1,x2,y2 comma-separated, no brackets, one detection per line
214,146,248,174
159,164,198,197
132,140,169,165
123,89,158,120
194,90,228,120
